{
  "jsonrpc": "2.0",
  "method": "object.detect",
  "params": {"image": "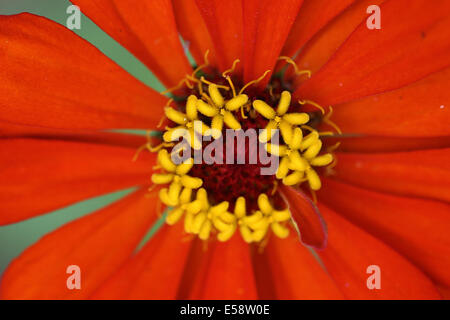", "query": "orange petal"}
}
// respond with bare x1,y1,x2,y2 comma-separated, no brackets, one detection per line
172,0,217,66
0,188,160,300
0,13,166,130
319,179,450,288
437,285,450,299
195,0,244,71
0,138,155,225
0,121,147,149
326,135,450,153
331,67,450,137
317,203,441,299
91,223,192,299
252,234,343,299
178,235,258,299
292,0,385,76
332,148,450,202
281,0,356,58
294,0,450,107
242,0,303,87
71,0,192,87
280,185,327,249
